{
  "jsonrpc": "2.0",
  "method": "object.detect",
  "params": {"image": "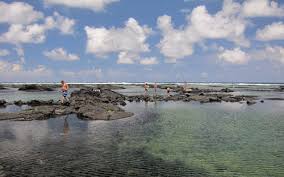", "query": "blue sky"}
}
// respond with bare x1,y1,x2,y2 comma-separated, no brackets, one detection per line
0,0,284,82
